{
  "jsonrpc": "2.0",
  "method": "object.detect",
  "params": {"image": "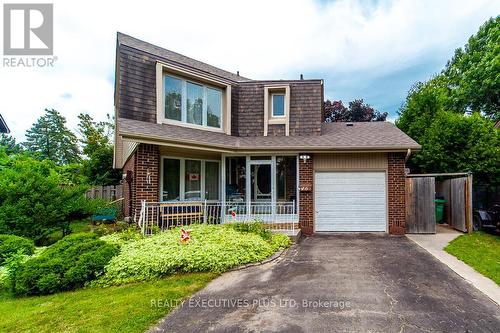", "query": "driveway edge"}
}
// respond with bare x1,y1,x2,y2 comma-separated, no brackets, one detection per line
406,233,500,306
